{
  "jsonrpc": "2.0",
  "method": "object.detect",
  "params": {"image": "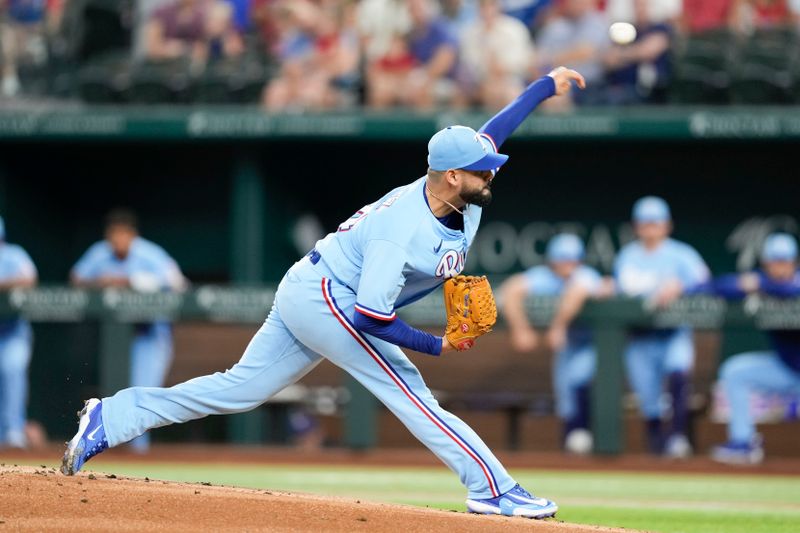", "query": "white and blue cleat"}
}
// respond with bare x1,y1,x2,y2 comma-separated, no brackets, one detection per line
466,484,558,519
711,436,764,465
60,398,108,476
